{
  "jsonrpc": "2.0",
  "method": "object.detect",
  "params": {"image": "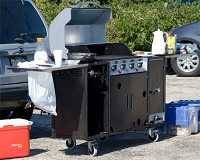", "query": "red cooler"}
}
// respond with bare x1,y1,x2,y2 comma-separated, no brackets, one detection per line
0,119,32,159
